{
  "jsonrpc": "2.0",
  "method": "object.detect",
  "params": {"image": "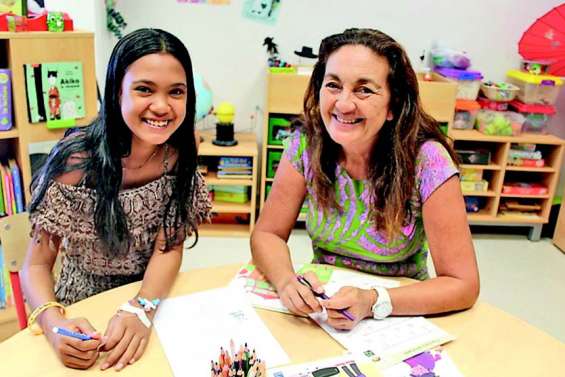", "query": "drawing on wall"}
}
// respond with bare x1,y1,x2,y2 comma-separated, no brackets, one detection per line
176,0,230,4
242,0,281,24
